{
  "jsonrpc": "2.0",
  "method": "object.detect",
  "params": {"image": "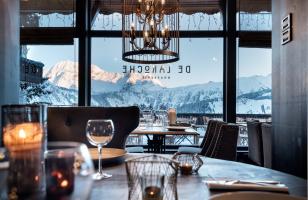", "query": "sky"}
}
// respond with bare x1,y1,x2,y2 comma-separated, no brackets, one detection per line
26,38,271,88
26,13,271,88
